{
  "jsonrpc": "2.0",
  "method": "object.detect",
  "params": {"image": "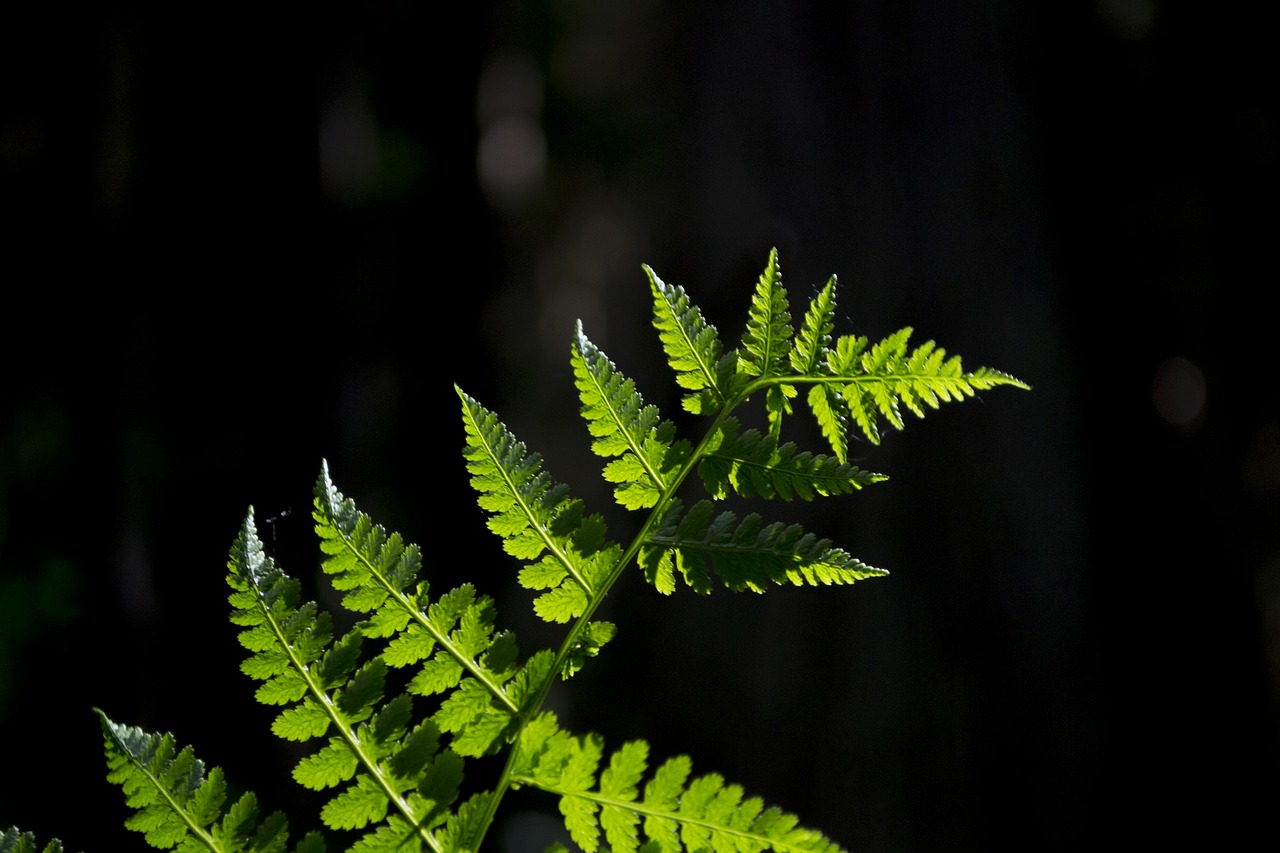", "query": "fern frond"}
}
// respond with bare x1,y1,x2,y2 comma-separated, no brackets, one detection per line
96,709,321,852
638,500,886,595
816,327,1030,446
698,417,886,501
572,323,692,510
646,265,747,414
459,387,621,632
642,253,1026,455
0,828,67,853
788,276,837,376
739,248,792,381
738,249,796,440
312,461,551,755
228,497,548,852
512,713,845,853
